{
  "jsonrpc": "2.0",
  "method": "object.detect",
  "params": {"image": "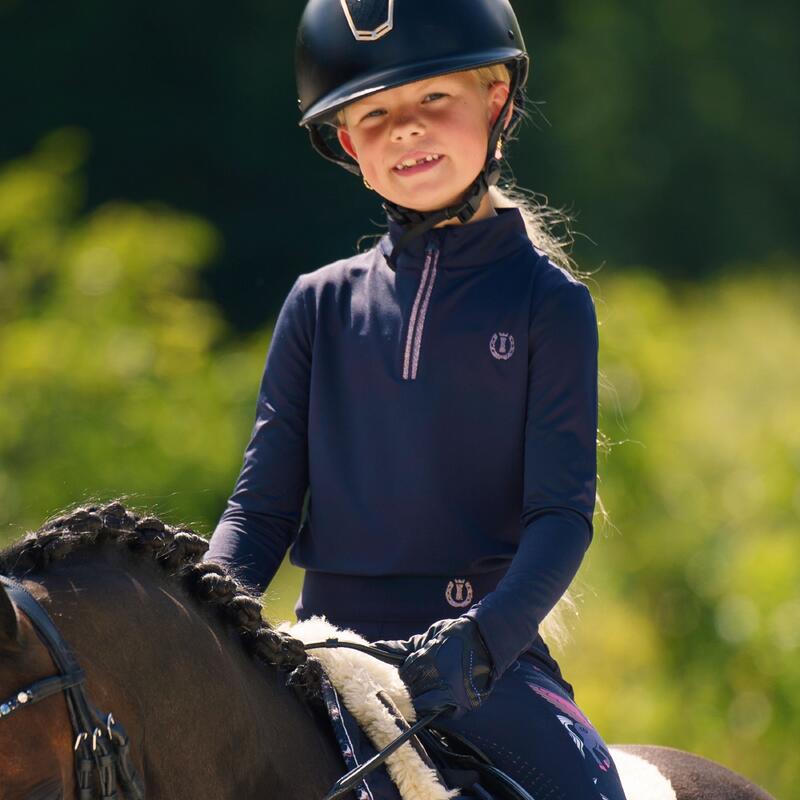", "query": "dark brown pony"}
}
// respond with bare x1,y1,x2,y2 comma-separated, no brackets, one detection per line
0,503,776,800
0,502,343,799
